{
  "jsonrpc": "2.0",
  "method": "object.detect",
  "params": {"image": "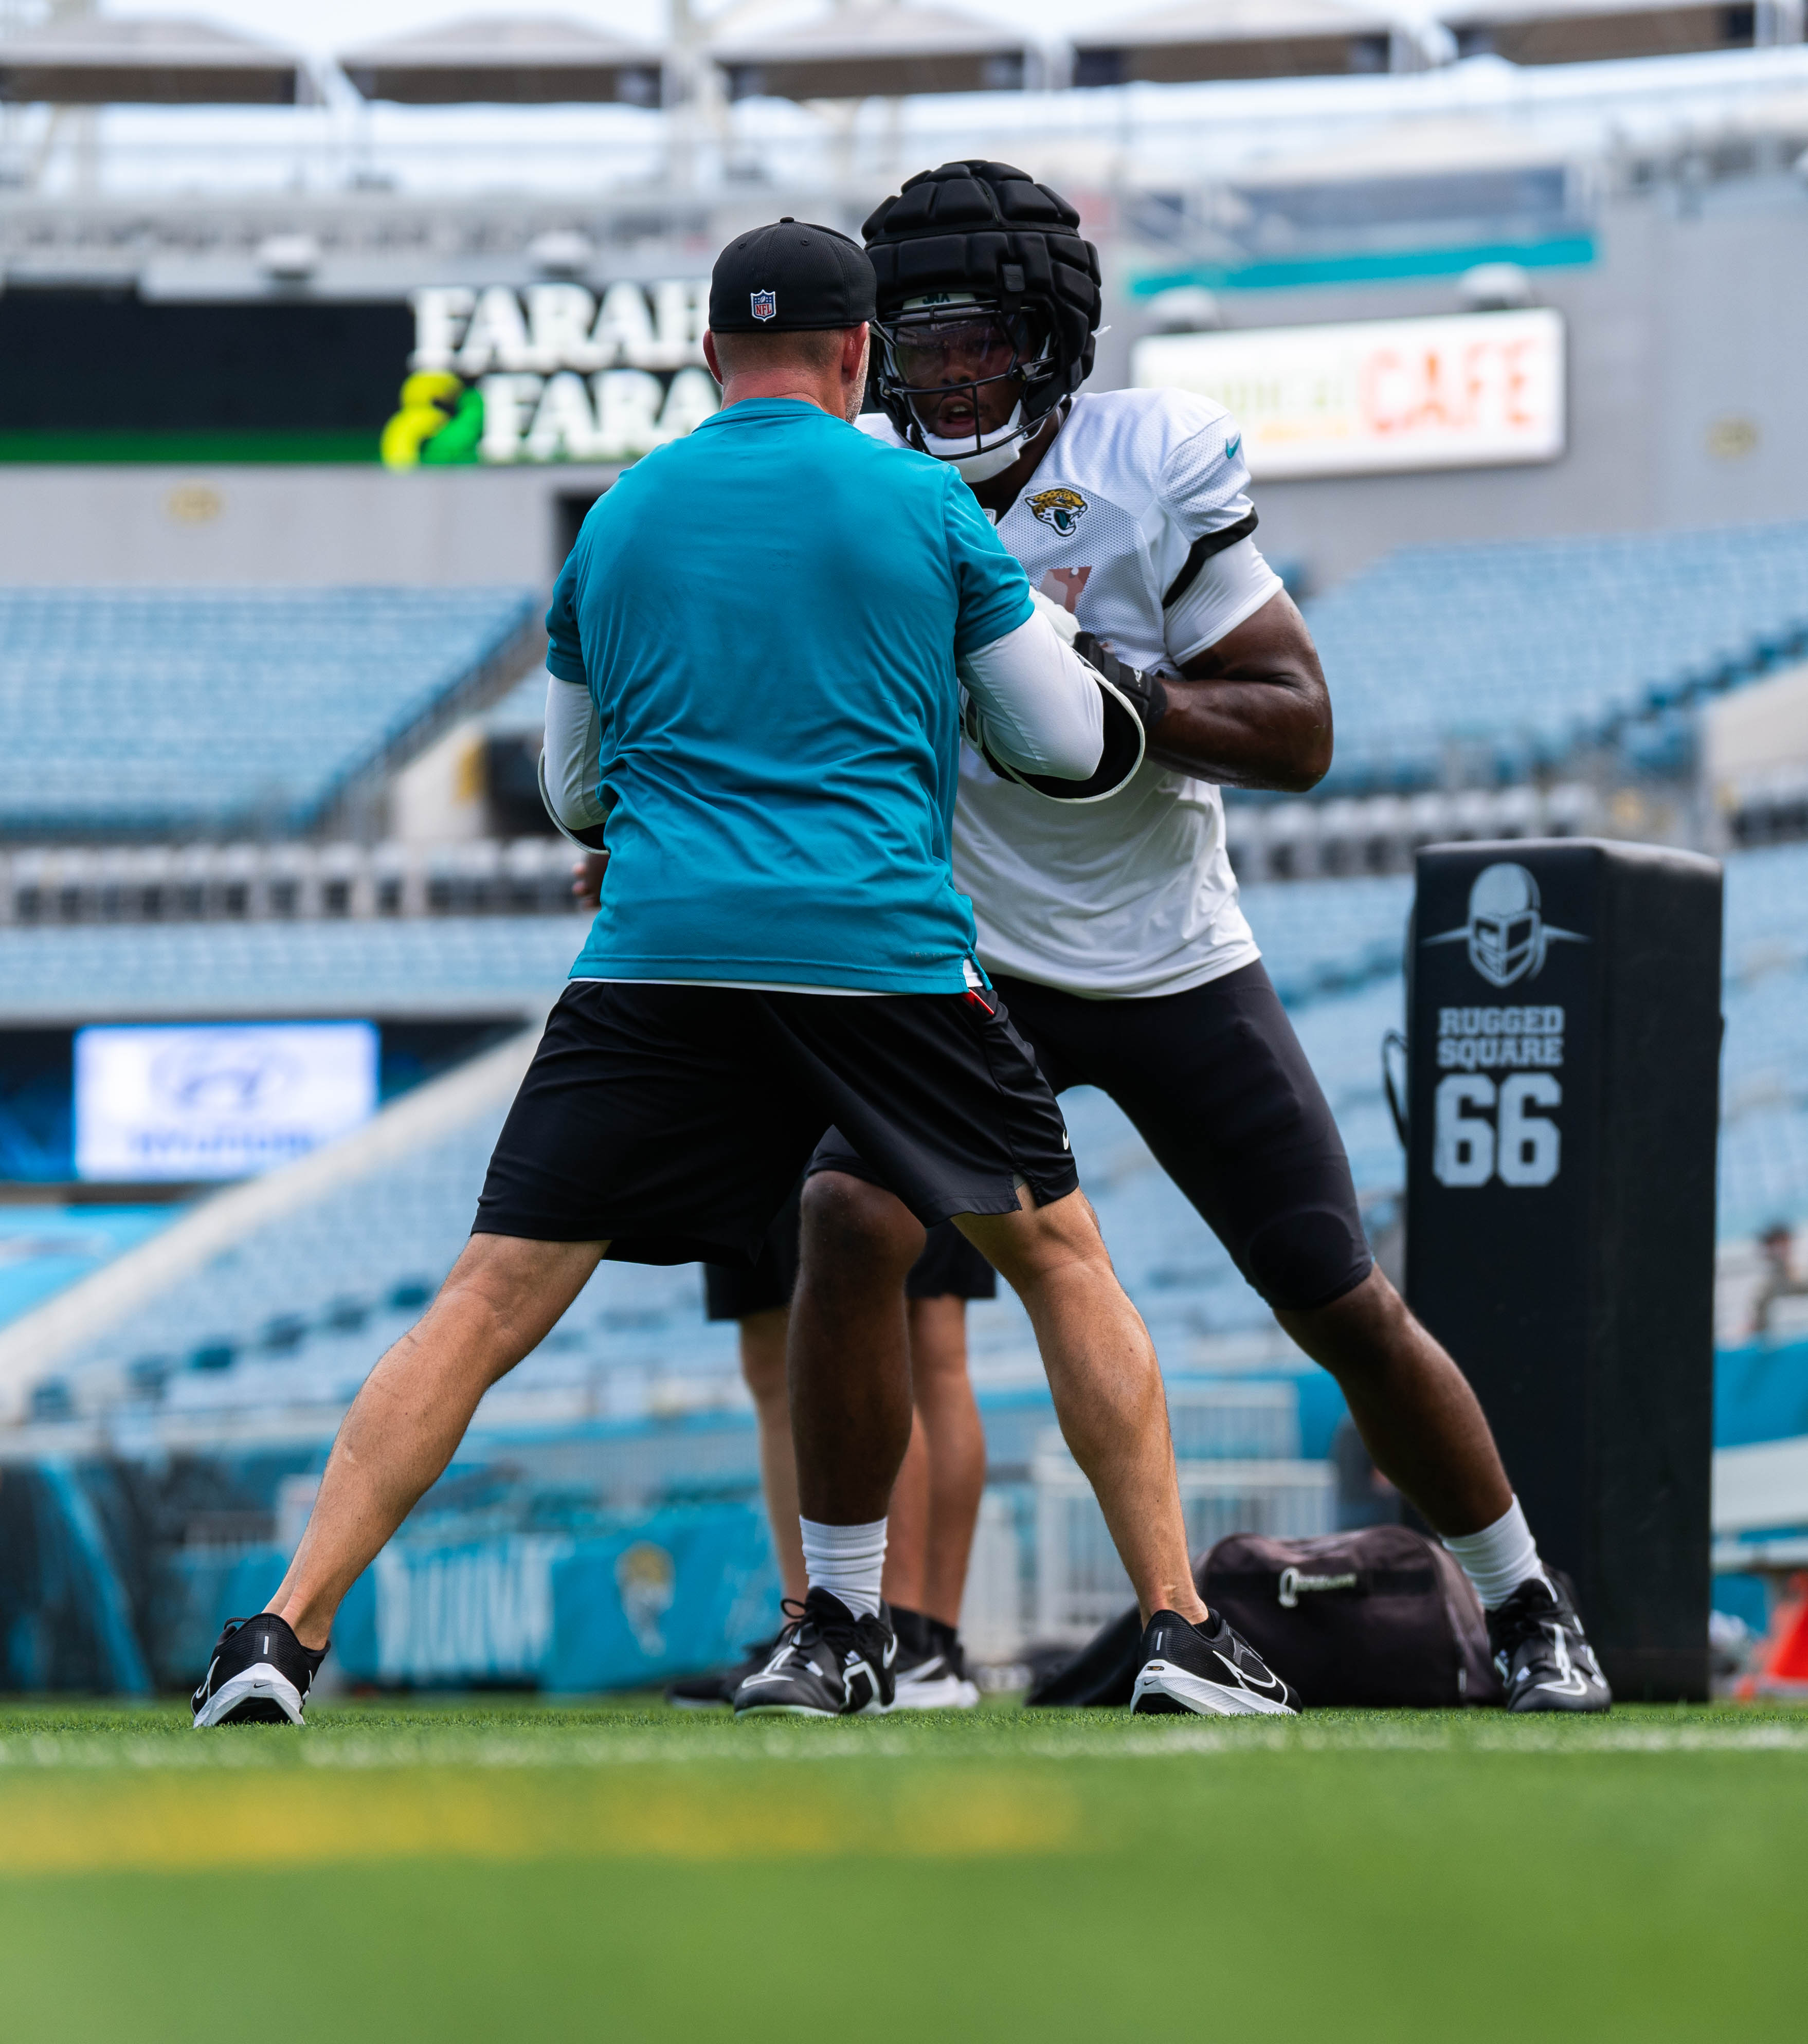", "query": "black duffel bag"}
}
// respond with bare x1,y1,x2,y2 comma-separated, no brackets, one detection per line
1025,1524,1502,1709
